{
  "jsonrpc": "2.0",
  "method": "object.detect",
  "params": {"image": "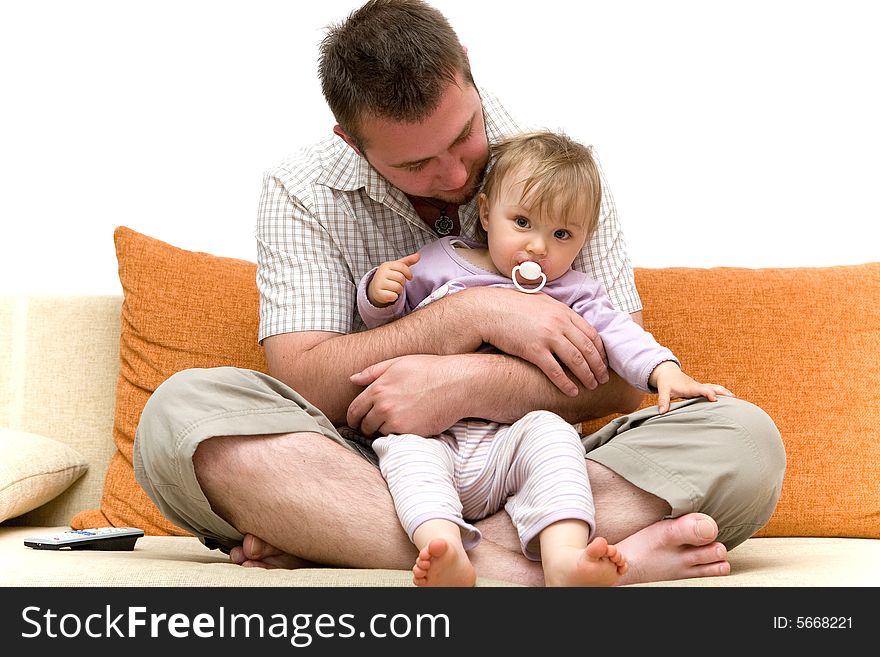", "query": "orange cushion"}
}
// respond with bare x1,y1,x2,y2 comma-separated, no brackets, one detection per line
581,263,880,538
71,227,267,535
76,226,880,539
